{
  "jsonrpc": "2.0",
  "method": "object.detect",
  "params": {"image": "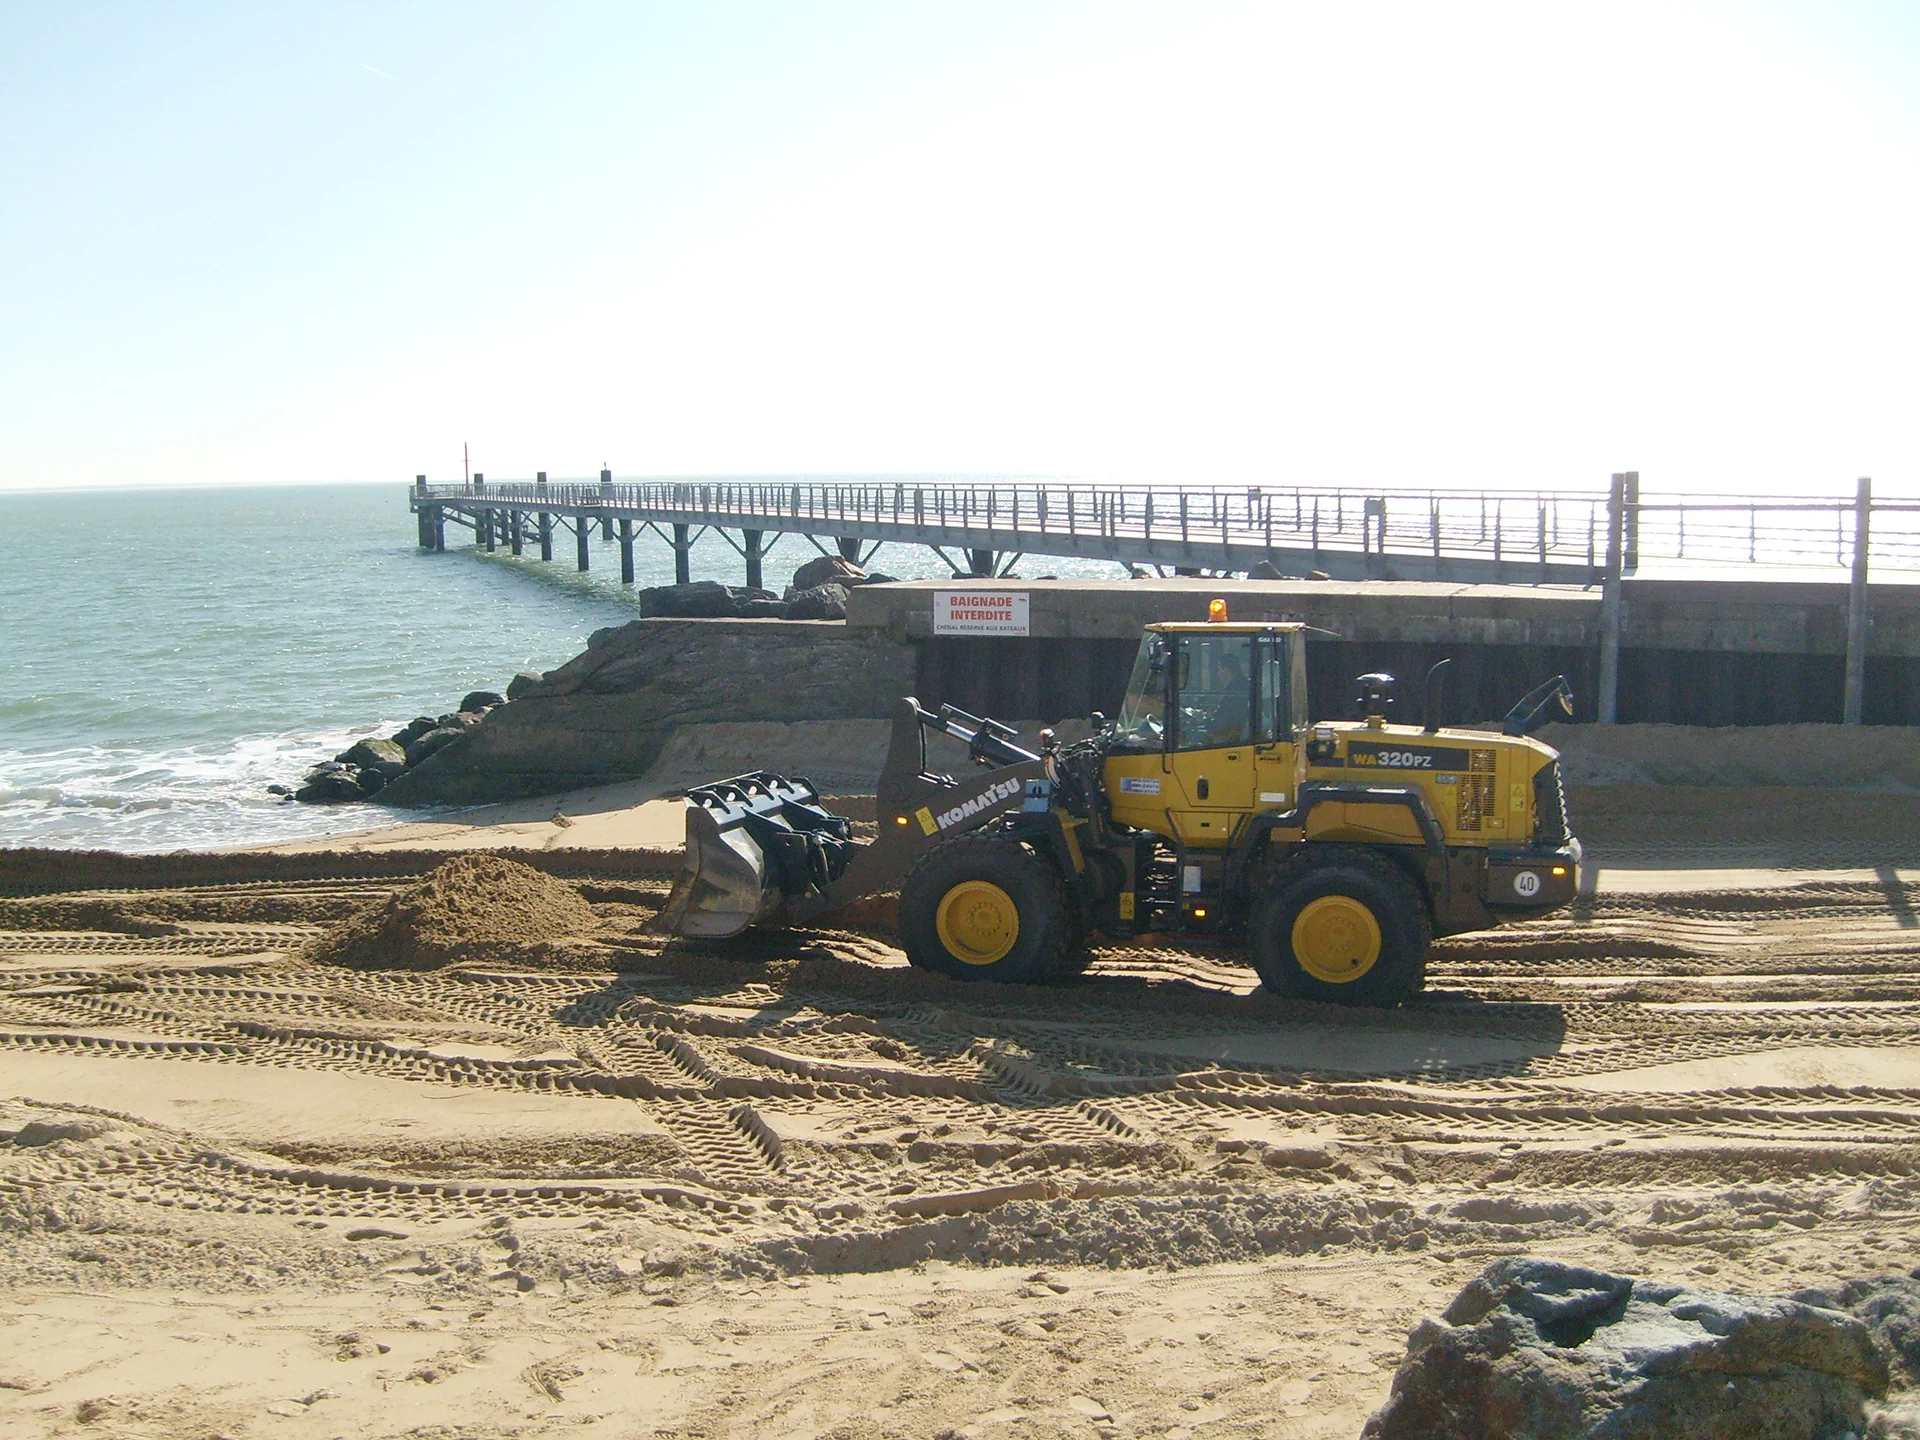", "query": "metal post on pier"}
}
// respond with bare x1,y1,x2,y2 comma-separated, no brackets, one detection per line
836,537,861,563
744,529,764,590
576,514,590,572
1597,472,1626,724
619,518,635,585
509,511,523,556
1844,477,1872,725
968,548,994,578
1623,472,1640,572
673,524,691,585
536,472,552,562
